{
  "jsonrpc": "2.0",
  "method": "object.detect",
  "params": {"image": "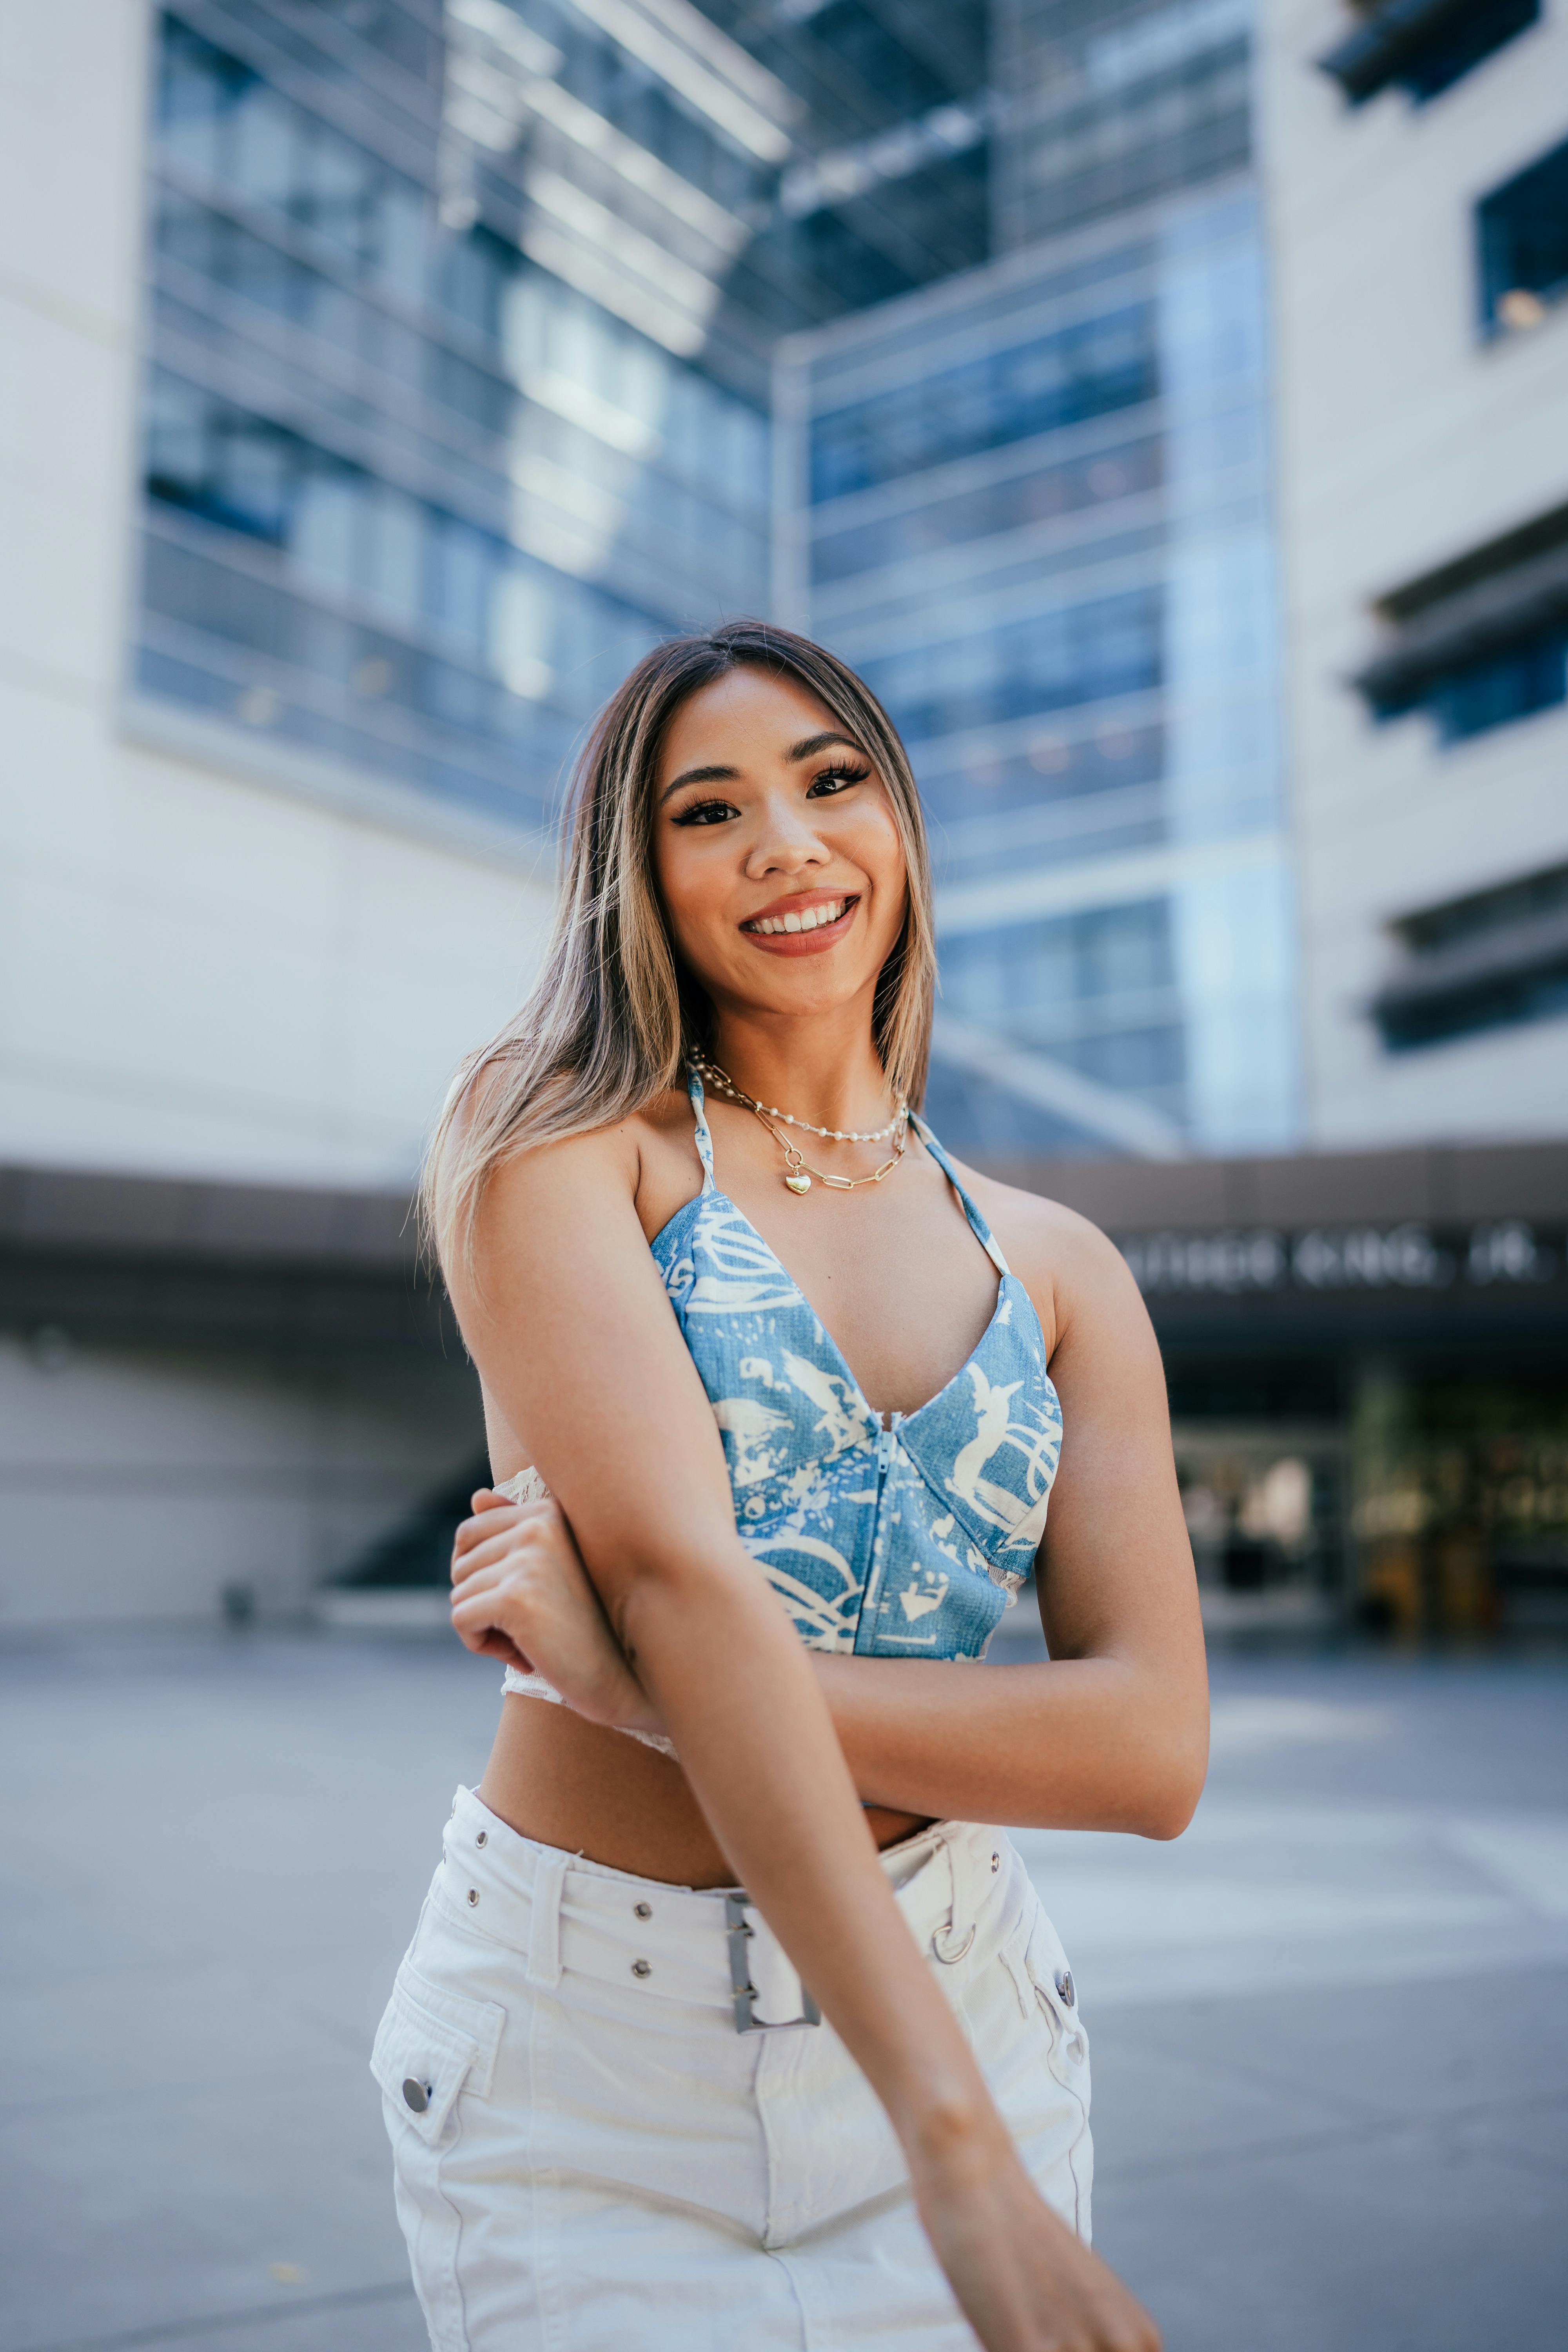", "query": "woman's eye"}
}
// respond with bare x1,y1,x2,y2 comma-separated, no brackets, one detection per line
671,797,739,827
807,762,871,798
